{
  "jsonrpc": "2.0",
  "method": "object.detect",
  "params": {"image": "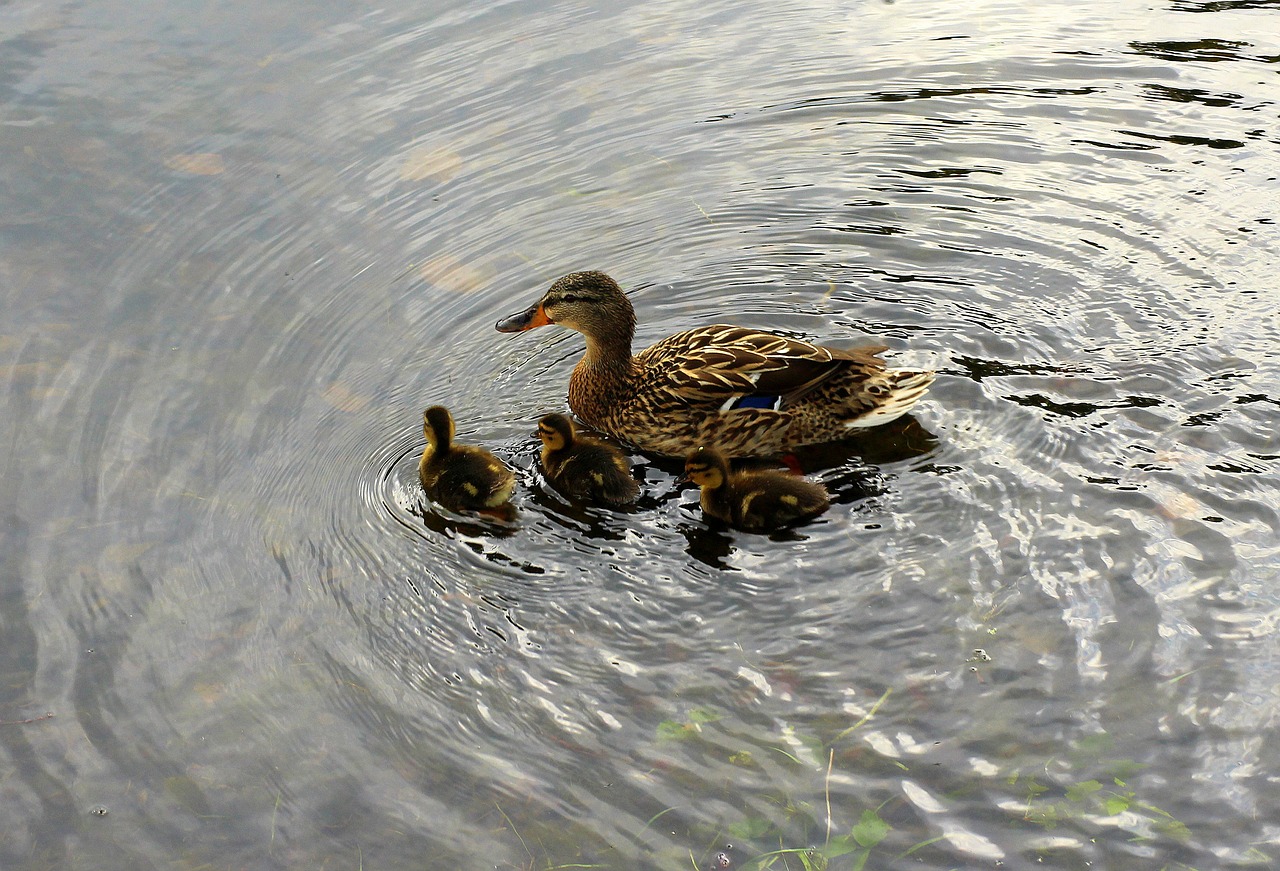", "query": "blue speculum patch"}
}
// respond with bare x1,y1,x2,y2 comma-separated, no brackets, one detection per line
731,394,781,410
